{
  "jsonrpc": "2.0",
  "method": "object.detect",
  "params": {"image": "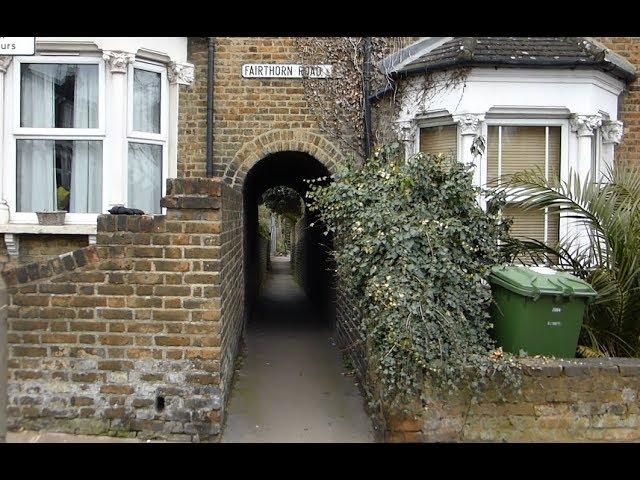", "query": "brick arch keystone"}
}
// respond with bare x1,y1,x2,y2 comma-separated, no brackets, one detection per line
224,129,343,189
